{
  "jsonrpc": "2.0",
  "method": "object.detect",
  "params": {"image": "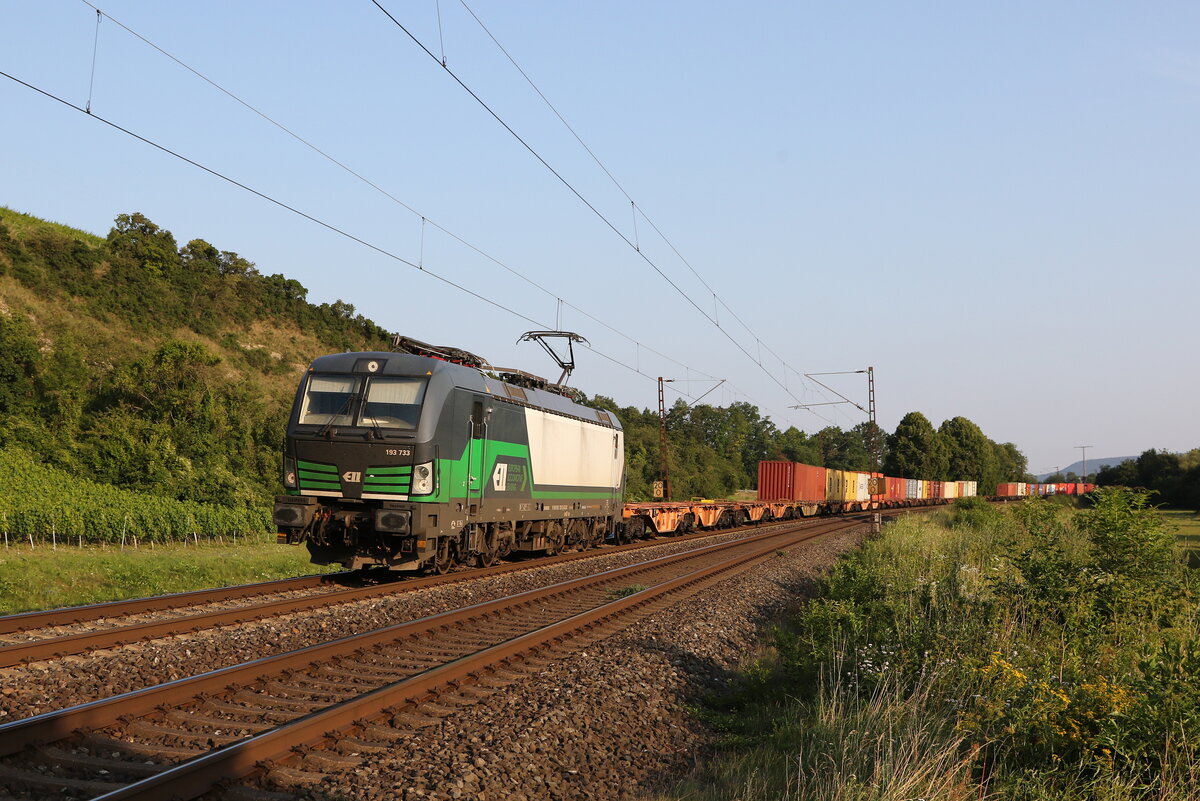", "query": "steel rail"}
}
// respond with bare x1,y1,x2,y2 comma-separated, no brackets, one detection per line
91,518,844,800
0,519,838,761
0,572,343,635
0,516,842,667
